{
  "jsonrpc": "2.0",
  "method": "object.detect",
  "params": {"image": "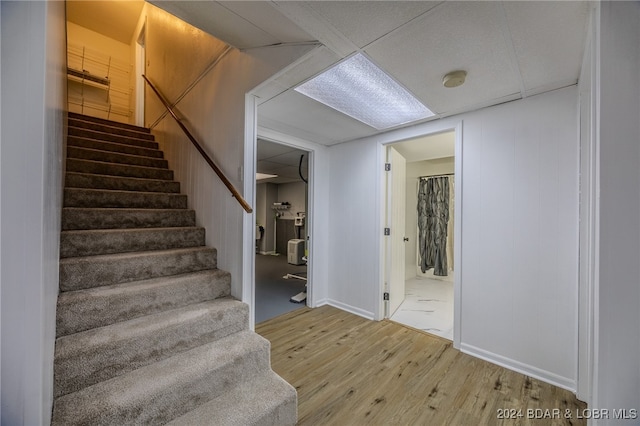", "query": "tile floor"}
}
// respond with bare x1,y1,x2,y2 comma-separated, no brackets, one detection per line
390,272,454,340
